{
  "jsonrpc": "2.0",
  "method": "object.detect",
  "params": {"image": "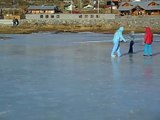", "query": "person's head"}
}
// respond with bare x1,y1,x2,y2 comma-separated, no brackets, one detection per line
118,27,124,32
131,31,134,35
145,26,152,33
